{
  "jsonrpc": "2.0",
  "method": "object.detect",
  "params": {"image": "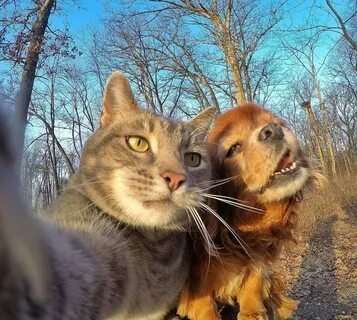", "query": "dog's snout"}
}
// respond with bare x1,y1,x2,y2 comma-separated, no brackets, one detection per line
258,122,284,142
